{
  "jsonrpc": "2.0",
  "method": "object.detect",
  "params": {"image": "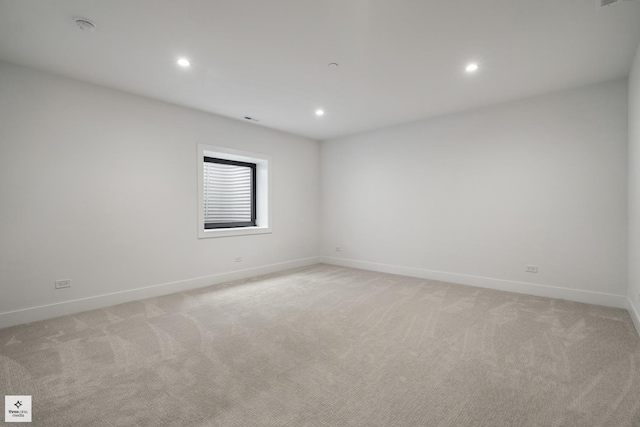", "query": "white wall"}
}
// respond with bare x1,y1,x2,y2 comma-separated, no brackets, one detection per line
0,61,320,328
629,41,640,332
0,58,633,329
321,79,629,307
